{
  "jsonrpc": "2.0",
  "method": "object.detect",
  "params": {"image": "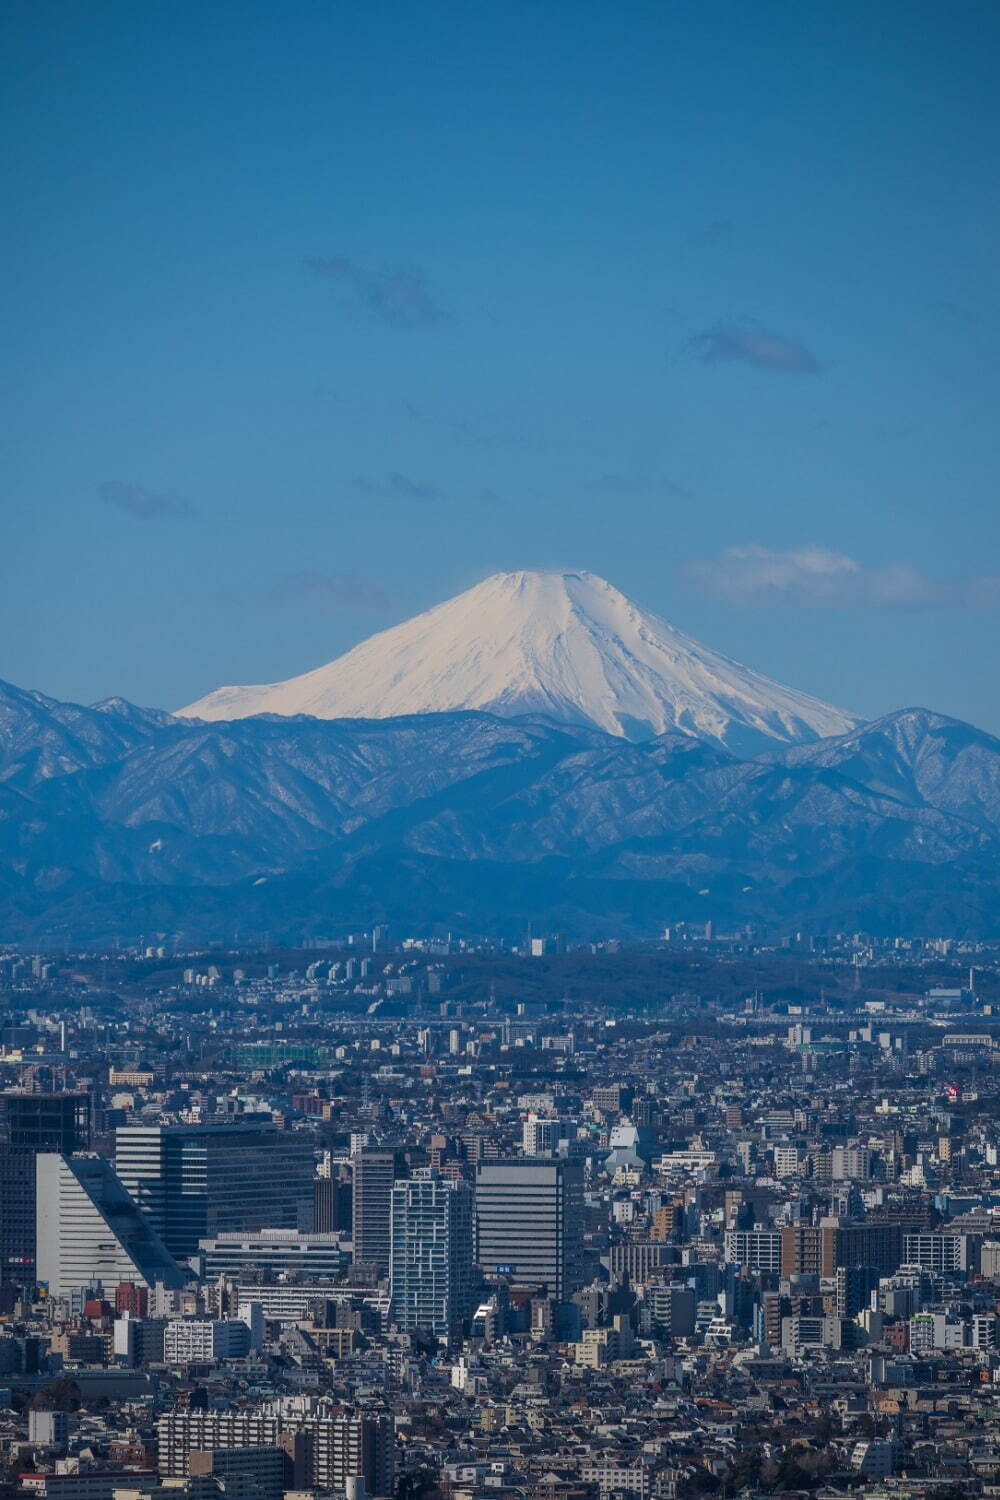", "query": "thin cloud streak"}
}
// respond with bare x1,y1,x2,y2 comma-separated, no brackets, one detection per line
690,219,735,247
403,399,546,455
99,480,197,520
267,570,391,612
587,473,693,500
687,543,1000,610
303,256,447,327
691,323,822,373
352,472,447,502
